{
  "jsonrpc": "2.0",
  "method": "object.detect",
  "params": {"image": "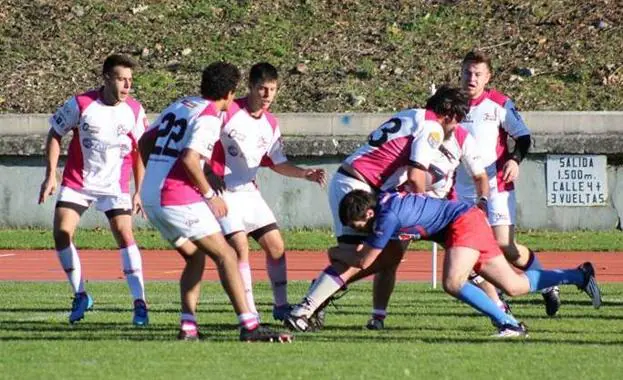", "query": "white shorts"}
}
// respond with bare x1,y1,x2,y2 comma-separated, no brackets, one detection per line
57,186,131,213
459,190,517,227
218,189,277,236
328,171,374,239
143,202,221,248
